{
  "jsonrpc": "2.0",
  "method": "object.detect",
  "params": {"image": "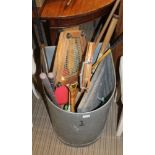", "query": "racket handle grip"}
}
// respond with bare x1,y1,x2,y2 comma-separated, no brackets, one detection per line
69,83,78,112
48,72,55,90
